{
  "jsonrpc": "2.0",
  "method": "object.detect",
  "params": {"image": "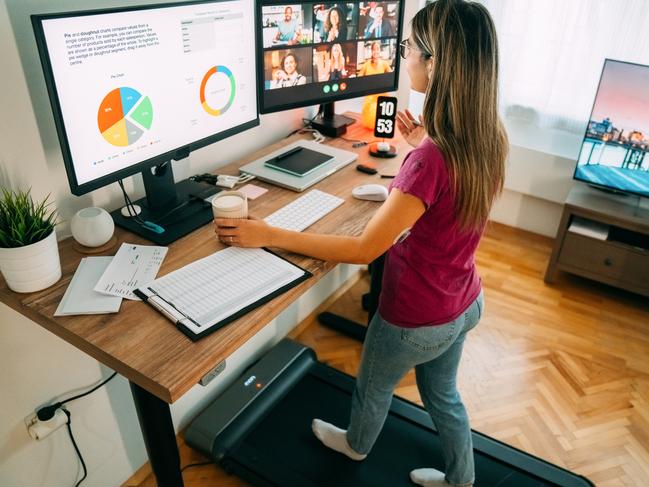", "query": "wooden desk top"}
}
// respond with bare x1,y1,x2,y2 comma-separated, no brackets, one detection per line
0,113,410,403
